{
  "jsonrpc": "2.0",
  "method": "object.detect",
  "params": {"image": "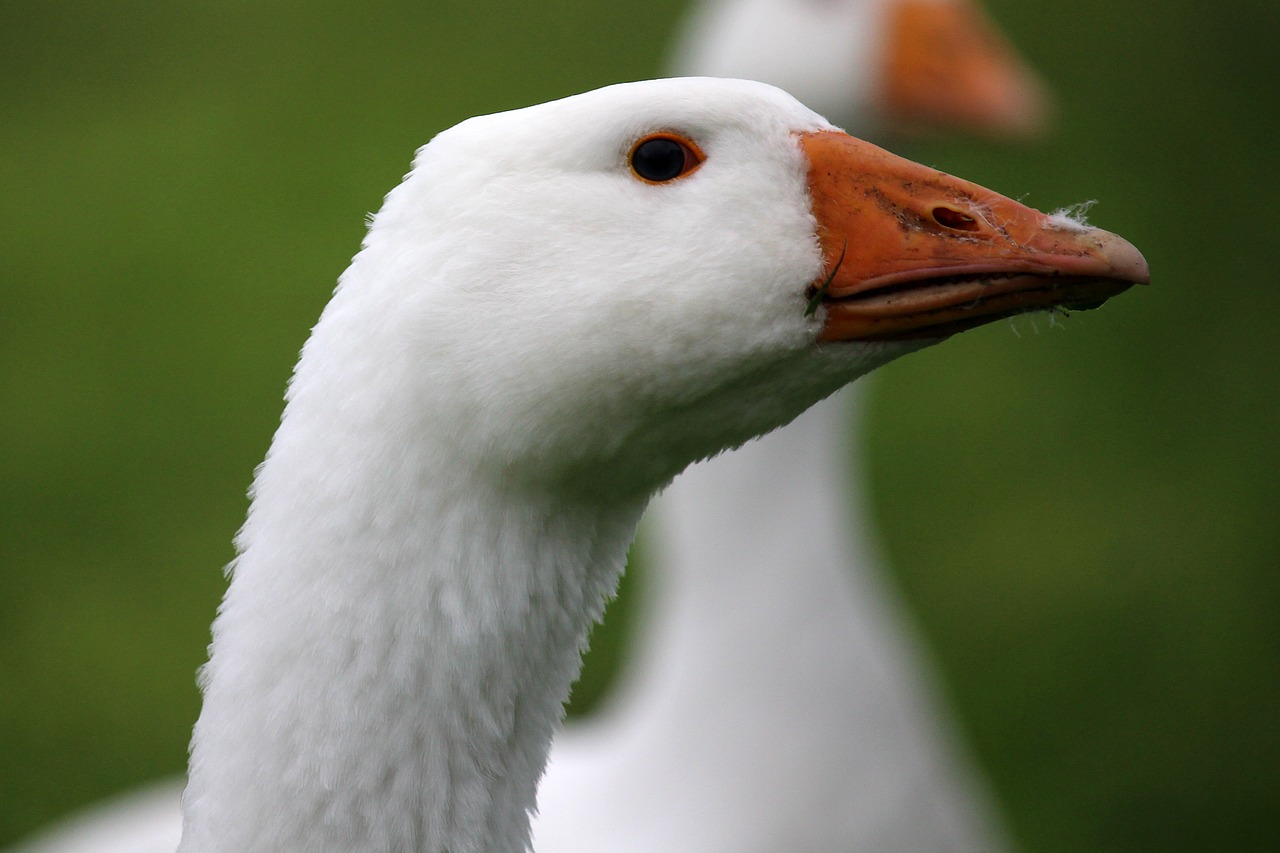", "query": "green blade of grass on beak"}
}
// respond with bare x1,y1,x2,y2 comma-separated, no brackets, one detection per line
805,240,846,318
